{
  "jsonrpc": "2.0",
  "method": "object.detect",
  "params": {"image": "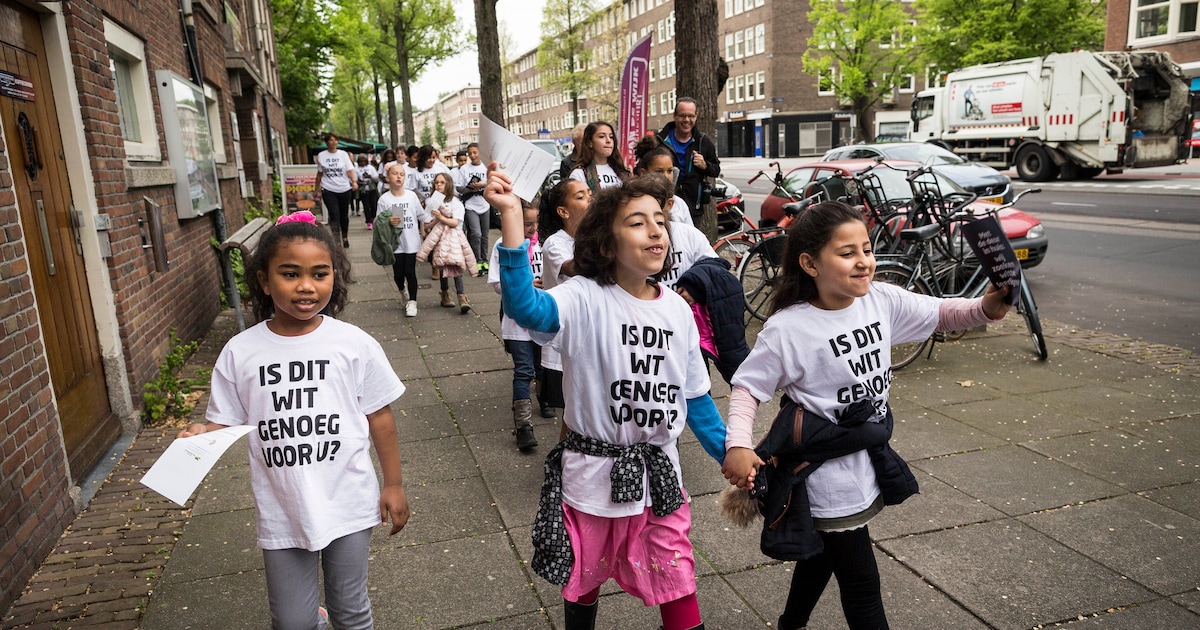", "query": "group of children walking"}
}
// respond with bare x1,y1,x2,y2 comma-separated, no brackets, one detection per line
181,122,1013,629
